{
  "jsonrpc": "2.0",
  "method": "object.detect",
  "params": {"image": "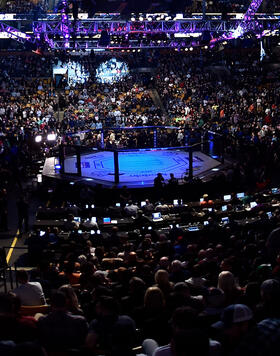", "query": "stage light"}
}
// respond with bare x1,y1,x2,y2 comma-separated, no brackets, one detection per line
131,16,135,21
47,133,57,141
204,45,208,49
55,164,61,170
176,14,183,19
185,48,188,51
147,16,152,21
37,174,42,183
35,135,42,143
139,16,144,21
190,47,193,51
